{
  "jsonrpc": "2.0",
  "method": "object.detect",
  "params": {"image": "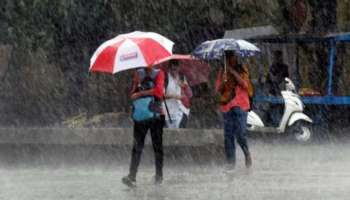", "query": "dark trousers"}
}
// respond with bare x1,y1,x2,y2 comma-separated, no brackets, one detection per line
223,107,250,164
128,116,164,180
